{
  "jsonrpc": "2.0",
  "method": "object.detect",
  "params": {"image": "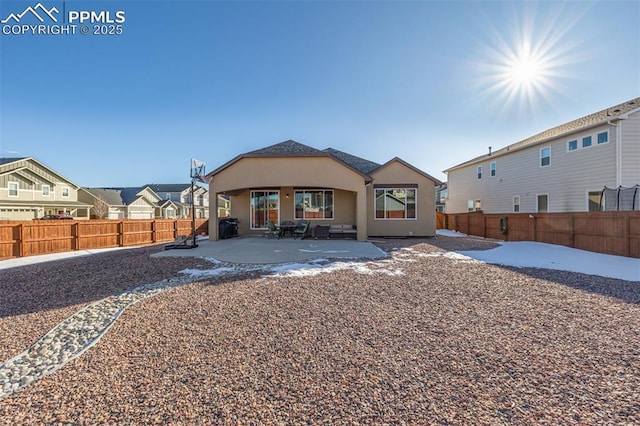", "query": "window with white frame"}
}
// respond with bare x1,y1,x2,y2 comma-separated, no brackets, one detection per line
295,190,333,220
474,199,482,211
62,187,70,197
597,131,608,144
477,165,482,179
250,190,279,229
540,147,551,167
513,195,520,212
582,136,592,148
490,162,496,177
375,188,416,219
568,140,578,151
467,199,474,212
537,194,549,213
8,182,18,197
42,185,50,196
